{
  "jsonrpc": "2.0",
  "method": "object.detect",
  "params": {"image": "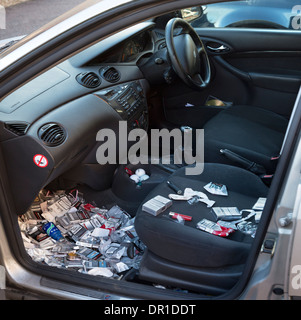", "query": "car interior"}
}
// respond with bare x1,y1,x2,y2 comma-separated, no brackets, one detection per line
1,5,301,298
